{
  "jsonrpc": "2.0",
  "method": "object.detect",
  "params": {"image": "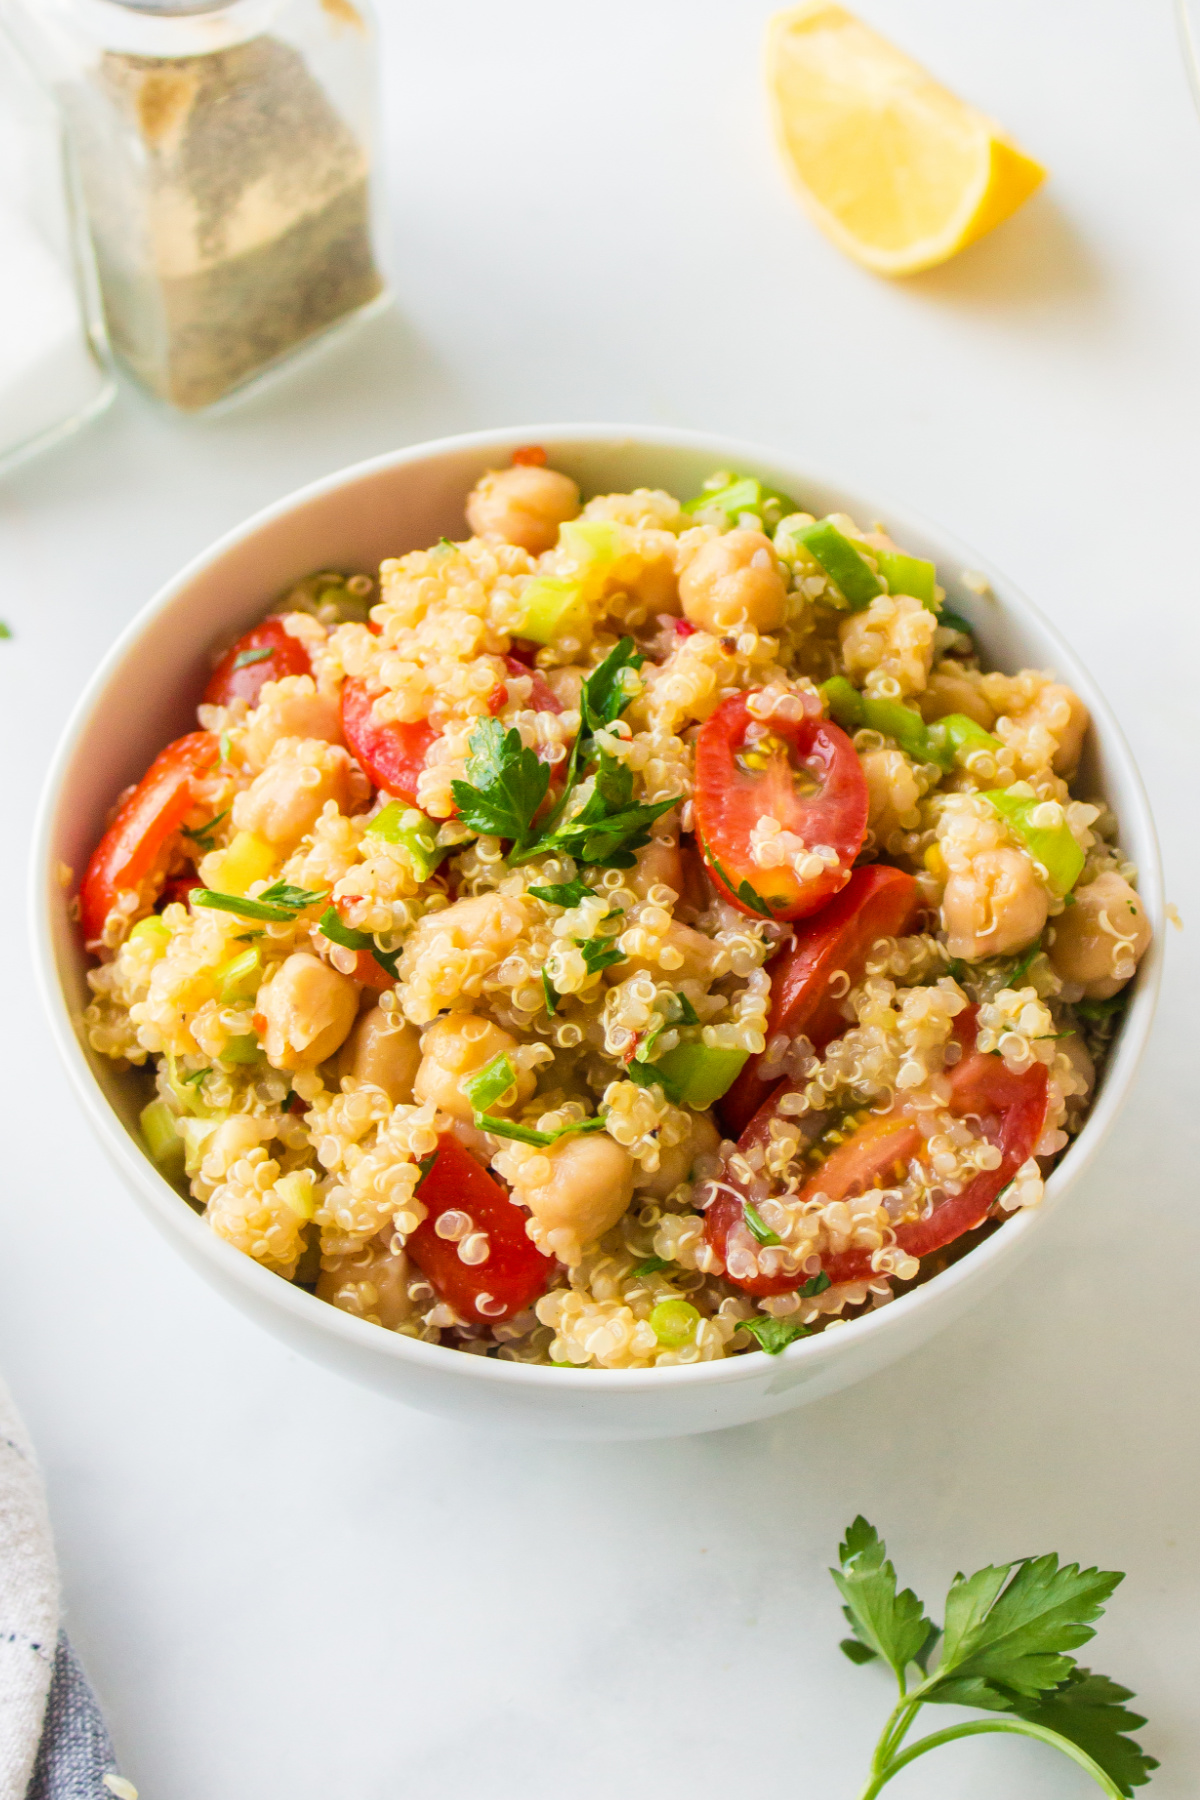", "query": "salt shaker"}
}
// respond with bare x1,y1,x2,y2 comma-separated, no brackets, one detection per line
0,13,114,477
12,0,389,411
